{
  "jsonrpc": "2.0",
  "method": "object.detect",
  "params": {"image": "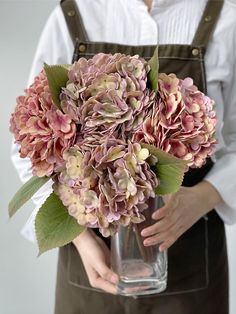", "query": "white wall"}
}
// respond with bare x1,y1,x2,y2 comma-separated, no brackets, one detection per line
0,1,235,314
